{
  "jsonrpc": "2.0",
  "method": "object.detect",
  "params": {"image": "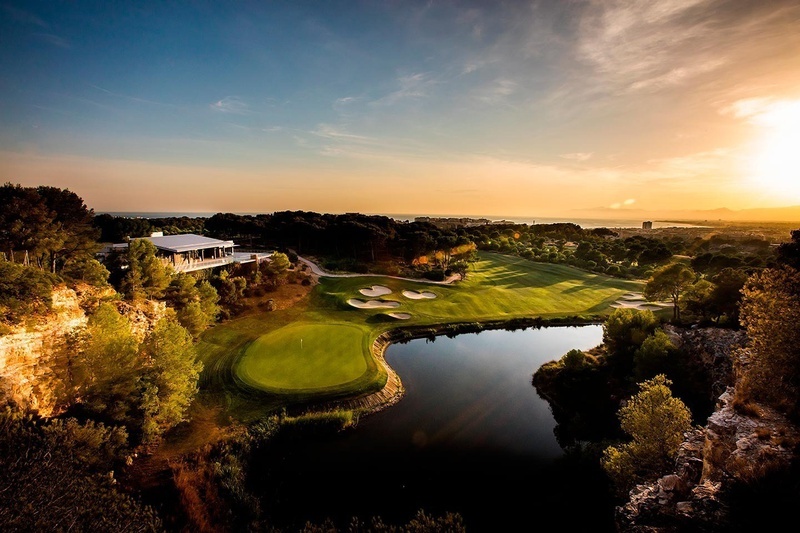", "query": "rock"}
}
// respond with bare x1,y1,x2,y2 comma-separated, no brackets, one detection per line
0,284,165,415
616,327,799,533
